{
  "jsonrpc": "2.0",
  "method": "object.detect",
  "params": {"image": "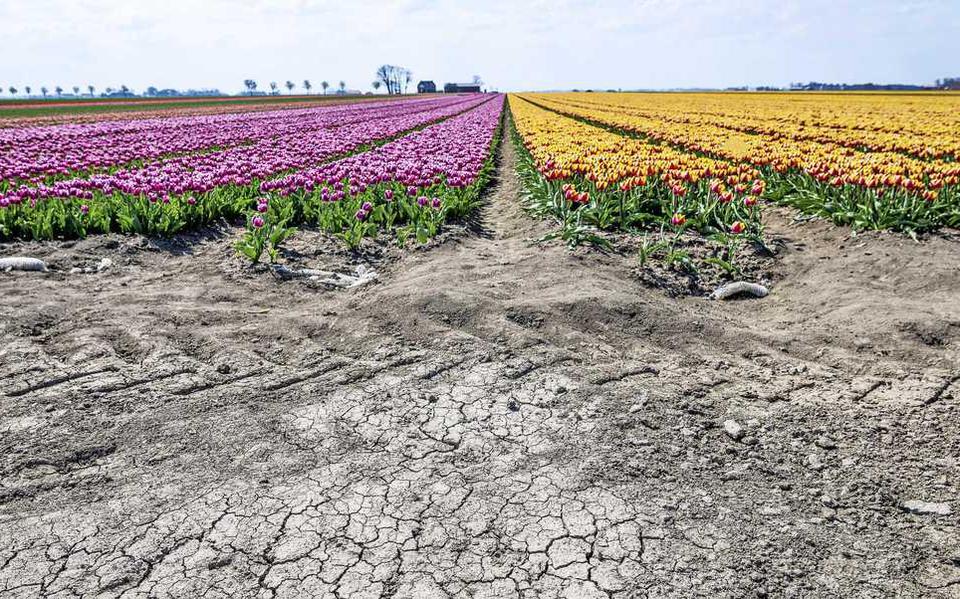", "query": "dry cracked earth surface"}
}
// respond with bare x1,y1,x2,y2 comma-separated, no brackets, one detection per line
2,135,960,599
